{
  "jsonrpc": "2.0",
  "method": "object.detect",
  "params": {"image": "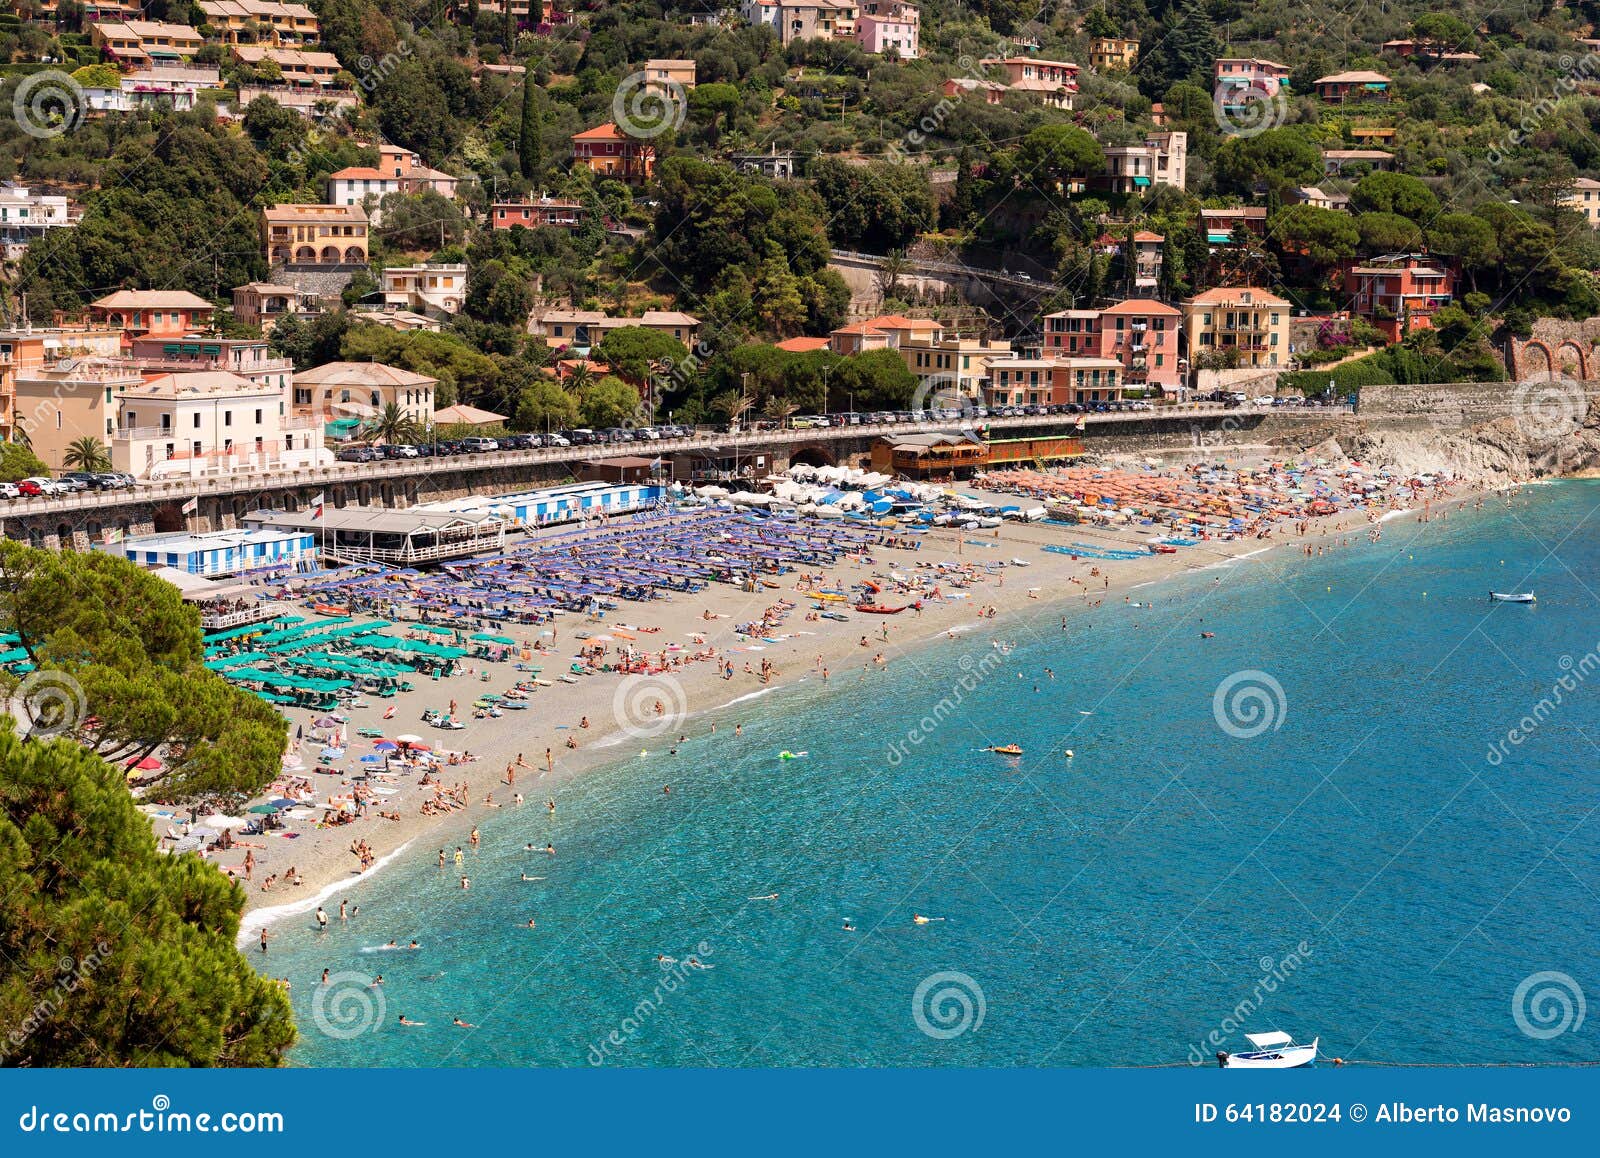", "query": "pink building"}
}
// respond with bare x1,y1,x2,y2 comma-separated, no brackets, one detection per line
855,1,919,58
1041,299,1181,392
